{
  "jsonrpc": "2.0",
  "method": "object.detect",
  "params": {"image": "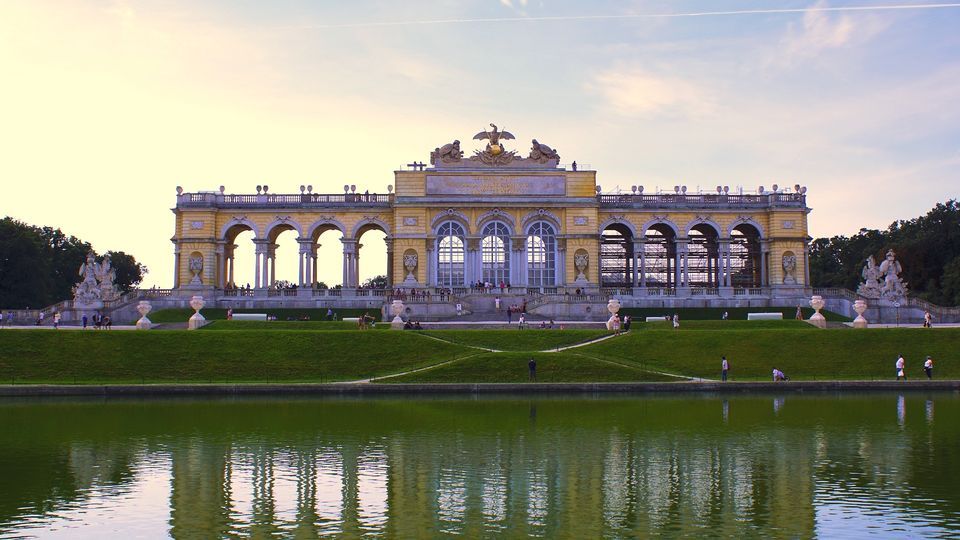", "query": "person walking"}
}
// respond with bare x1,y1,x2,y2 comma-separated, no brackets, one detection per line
0,311,4,328
721,356,729,382
456,303,463,317
53,312,61,329
924,356,934,379
495,296,501,312
82,315,88,329
672,313,680,329
507,307,512,324
924,311,933,328
896,355,907,381
795,305,803,320
528,357,537,381
518,313,526,329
